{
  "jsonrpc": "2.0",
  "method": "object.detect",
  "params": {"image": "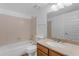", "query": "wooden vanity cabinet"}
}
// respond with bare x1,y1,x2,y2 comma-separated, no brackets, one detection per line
37,49,48,56
37,43,64,56
37,43,48,56
49,49,64,56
